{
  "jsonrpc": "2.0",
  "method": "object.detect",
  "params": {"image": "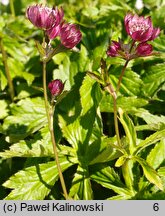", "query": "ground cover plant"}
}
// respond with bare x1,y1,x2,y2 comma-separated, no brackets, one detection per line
0,0,165,200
